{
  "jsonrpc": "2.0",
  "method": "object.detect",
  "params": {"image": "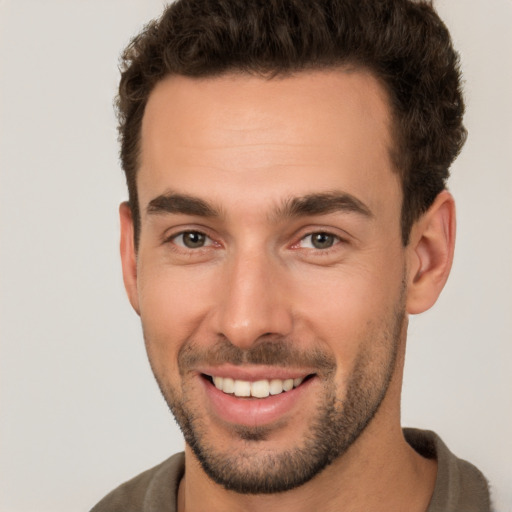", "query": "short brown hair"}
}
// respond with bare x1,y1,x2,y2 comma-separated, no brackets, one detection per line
117,0,466,245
